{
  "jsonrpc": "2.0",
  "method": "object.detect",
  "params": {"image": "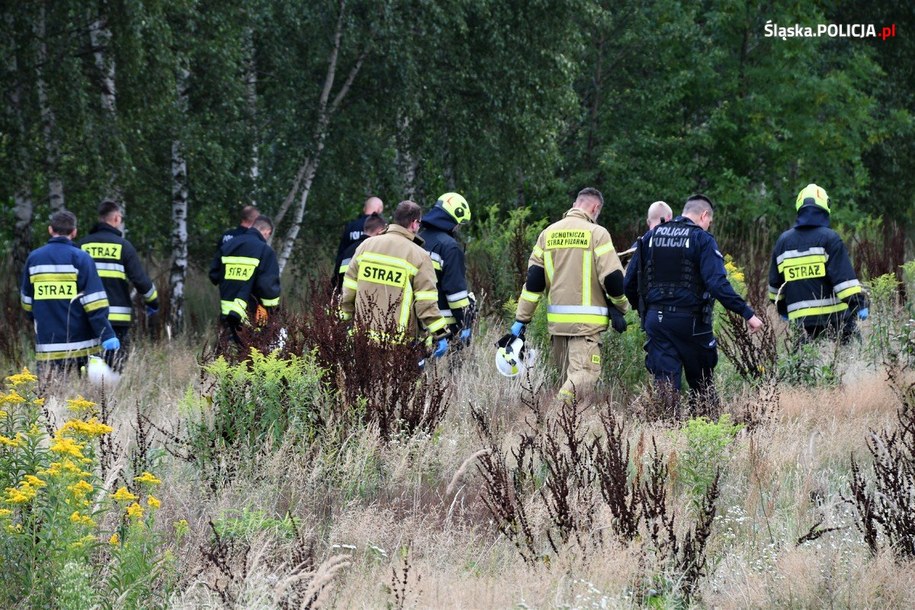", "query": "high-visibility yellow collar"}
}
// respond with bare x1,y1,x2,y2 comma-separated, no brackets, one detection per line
564,208,595,223
386,223,424,246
